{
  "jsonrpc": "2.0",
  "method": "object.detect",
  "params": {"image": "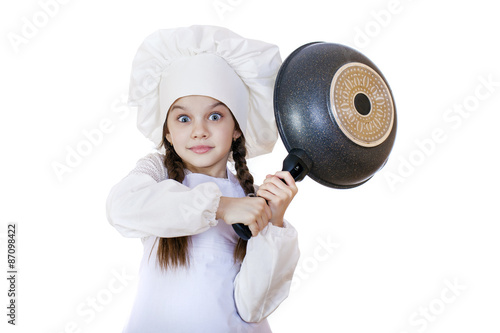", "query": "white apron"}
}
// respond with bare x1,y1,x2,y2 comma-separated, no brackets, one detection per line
123,172,272,333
